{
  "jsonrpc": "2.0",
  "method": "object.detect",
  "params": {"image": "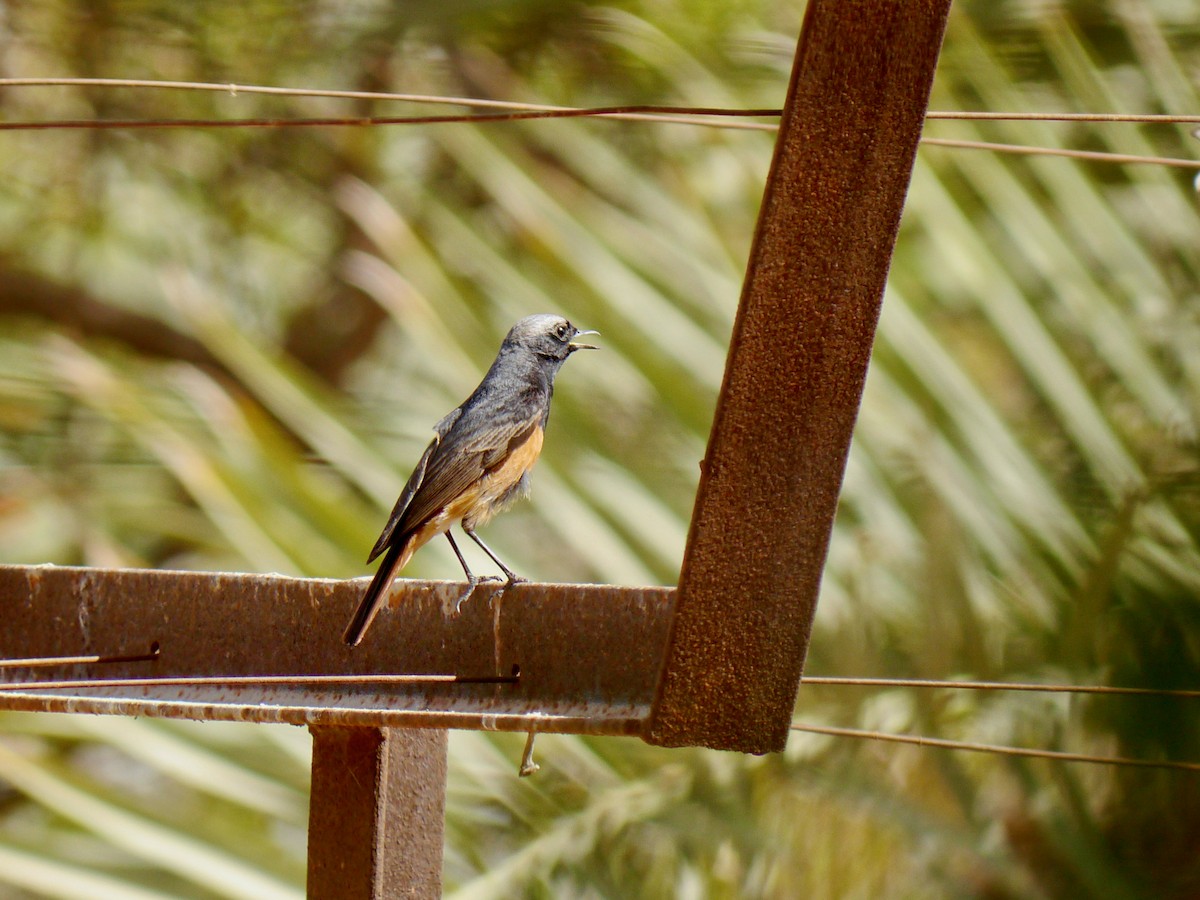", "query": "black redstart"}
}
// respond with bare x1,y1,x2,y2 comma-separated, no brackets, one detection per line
343,314,598,646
